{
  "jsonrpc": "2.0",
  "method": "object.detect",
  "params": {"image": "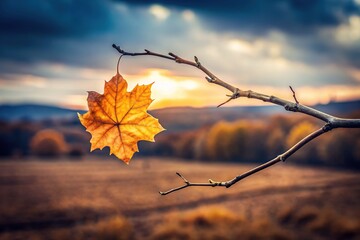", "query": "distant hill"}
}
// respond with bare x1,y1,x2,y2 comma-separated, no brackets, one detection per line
313,100,360,116
0,100,359,131
0,104,84,121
